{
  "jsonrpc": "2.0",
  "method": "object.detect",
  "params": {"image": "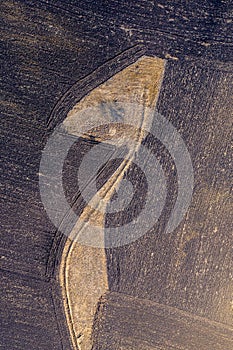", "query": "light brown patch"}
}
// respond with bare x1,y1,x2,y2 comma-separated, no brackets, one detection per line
60,56,165,349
